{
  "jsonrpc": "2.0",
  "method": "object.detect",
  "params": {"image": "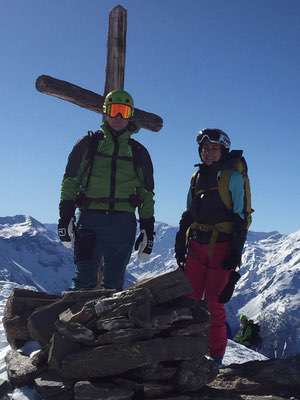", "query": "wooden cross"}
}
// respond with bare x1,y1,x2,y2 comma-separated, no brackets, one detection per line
36,5,163,132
